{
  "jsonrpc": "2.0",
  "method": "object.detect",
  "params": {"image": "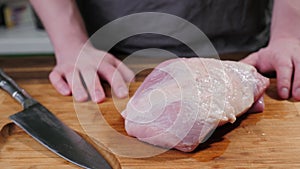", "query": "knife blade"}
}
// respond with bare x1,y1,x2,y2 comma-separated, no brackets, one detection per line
0,69,112,169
